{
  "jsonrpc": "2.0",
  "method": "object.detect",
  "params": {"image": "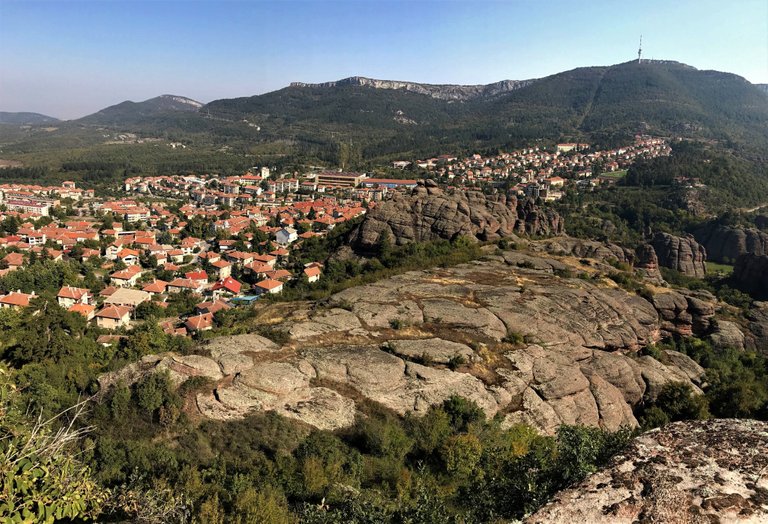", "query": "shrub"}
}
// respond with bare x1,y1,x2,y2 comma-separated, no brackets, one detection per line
503,332,525,345
442,396,485,432
642,382,710,424
447,354,466,370
640,344,665,362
